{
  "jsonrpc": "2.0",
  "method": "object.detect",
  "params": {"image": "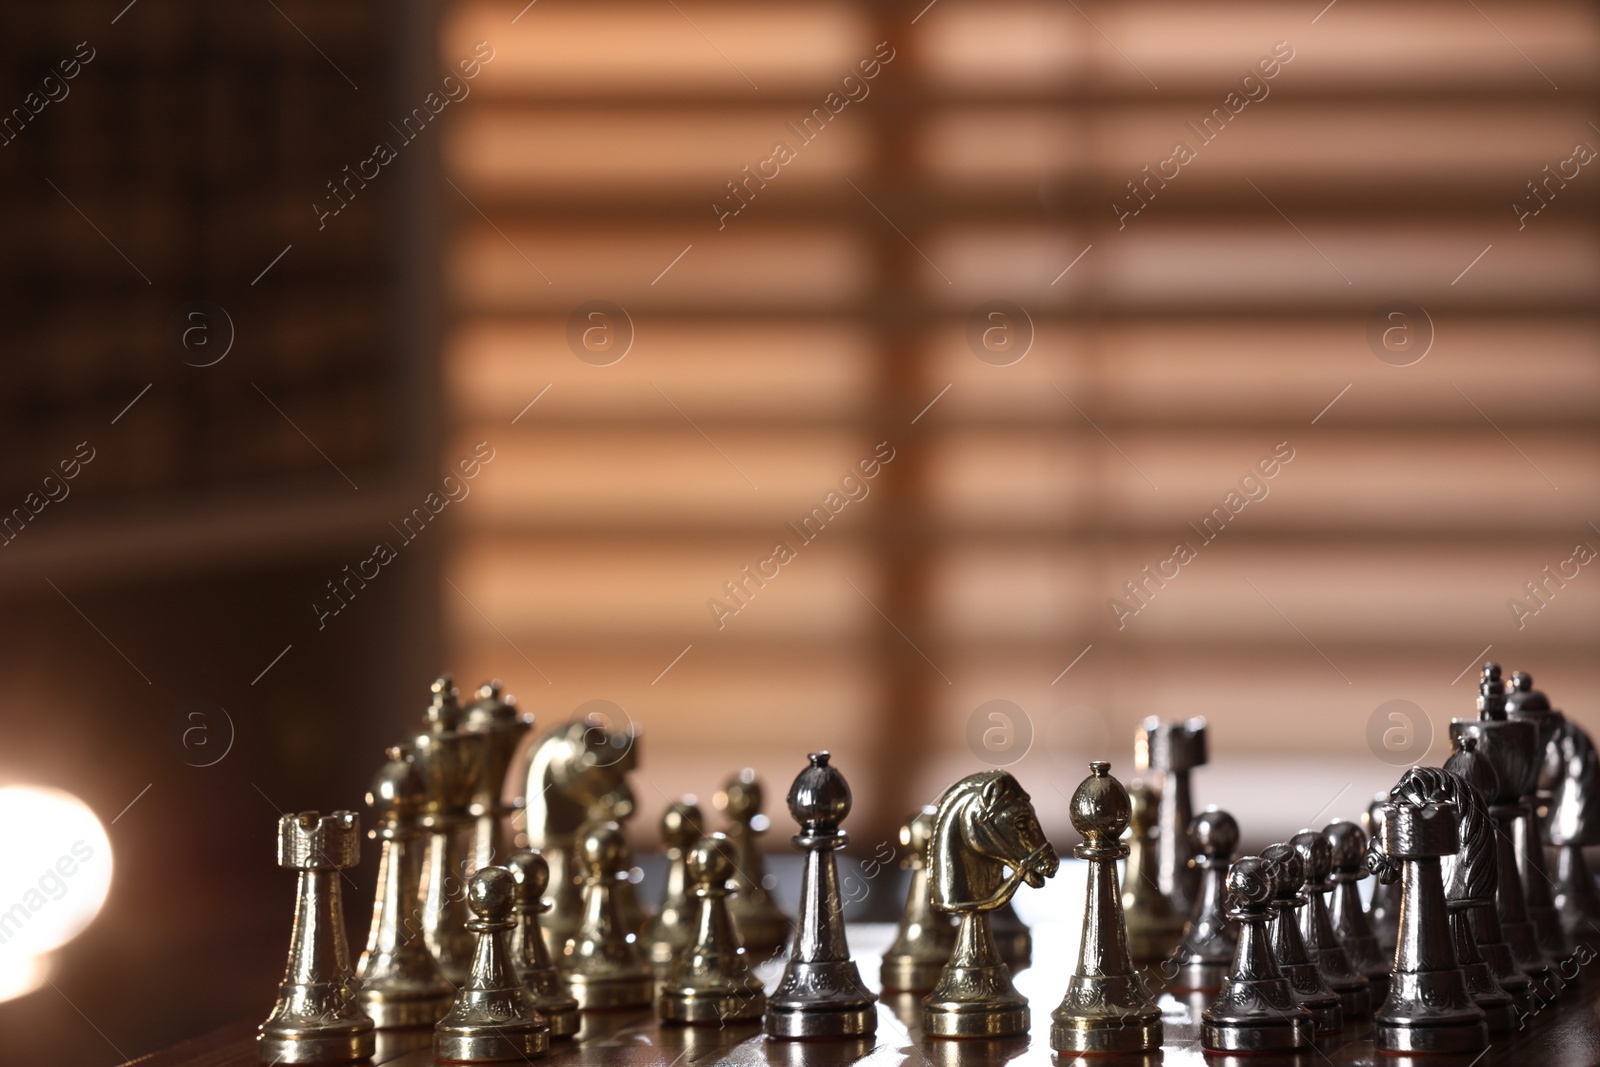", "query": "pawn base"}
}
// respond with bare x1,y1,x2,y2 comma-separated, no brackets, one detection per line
923,1003,1027,1038
1050,1016,1162,1054
435,1025,549,1062
763,1003,877,1039
566,971,654,1011
658,988,766,1025
1169,960,1228,993
1374,1019,1489,1054
541,1002,582,1038
257,1025,375,1065
360,989,453,1029
879,955,949,995
1331,980,1371,1019
1202,1016,1312,1053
